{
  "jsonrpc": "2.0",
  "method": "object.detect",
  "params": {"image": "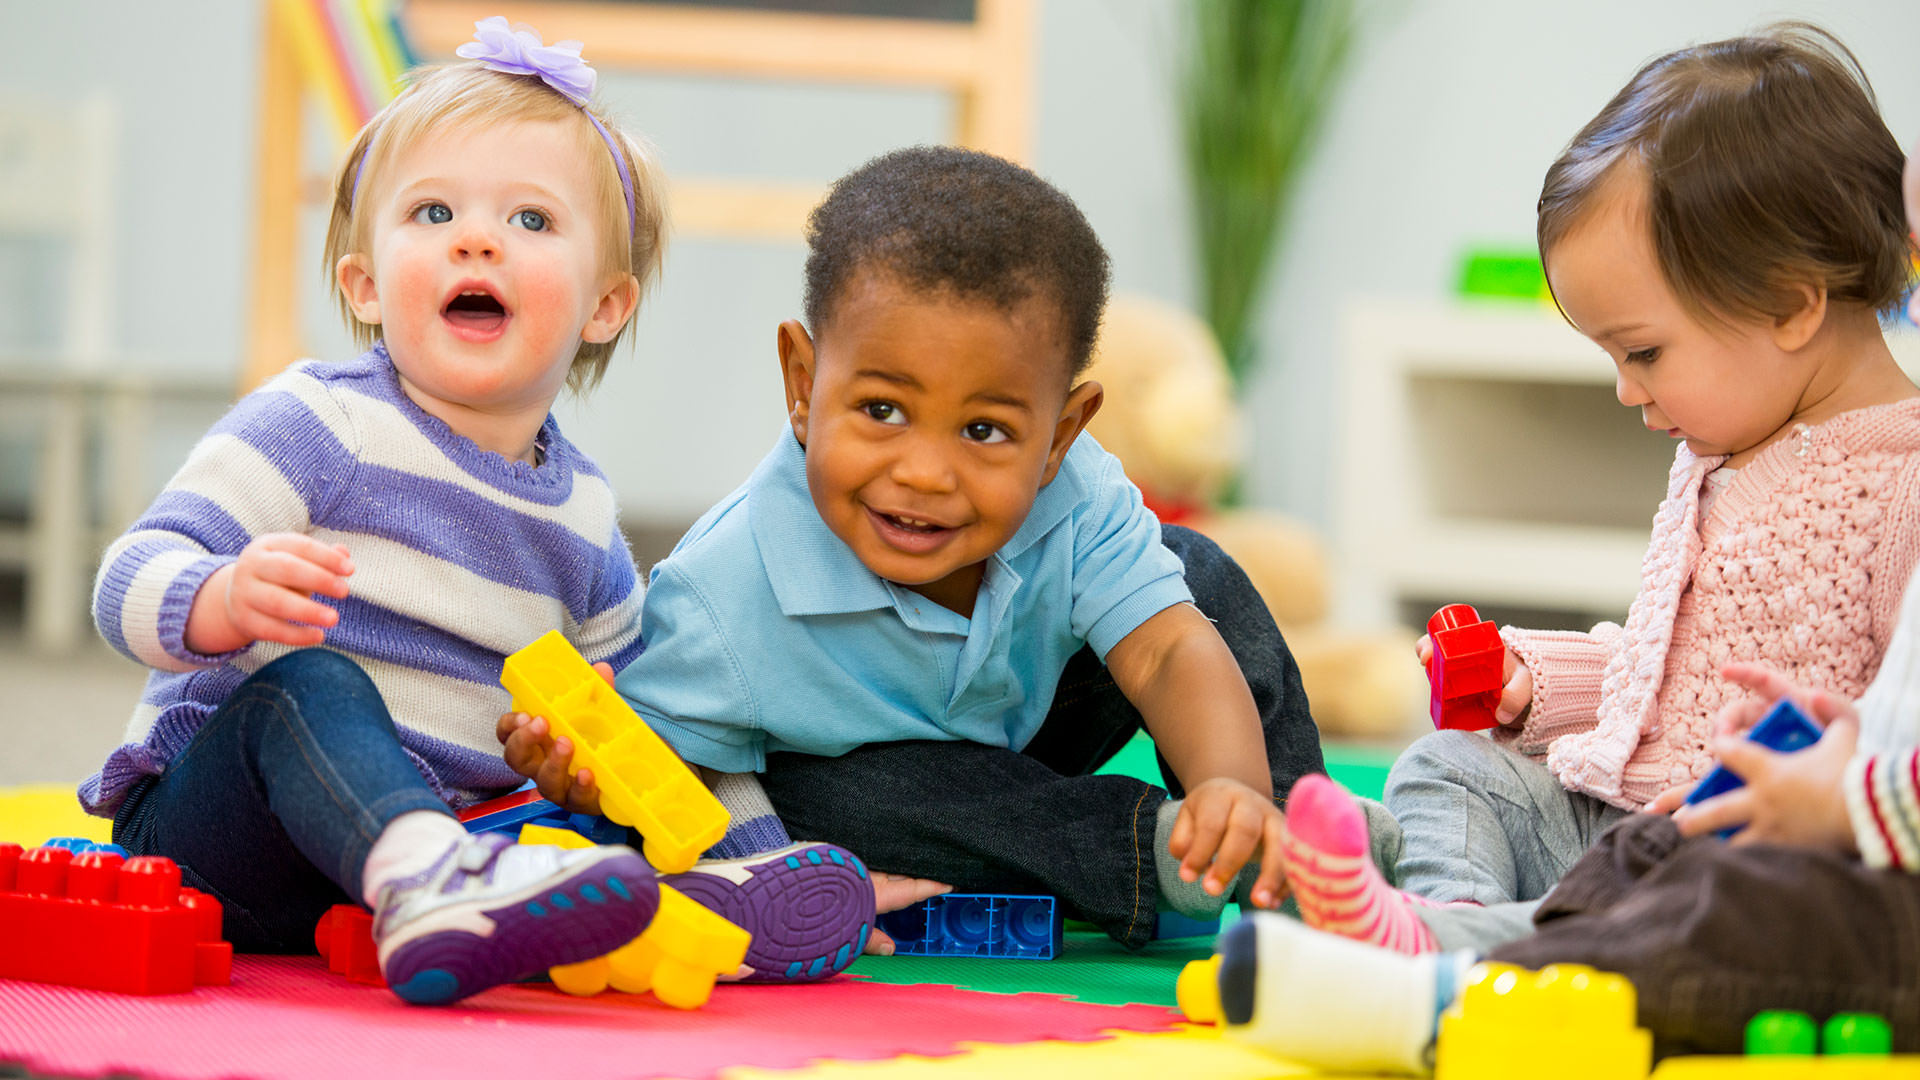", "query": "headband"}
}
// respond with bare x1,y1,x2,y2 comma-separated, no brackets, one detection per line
353,17,636,228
